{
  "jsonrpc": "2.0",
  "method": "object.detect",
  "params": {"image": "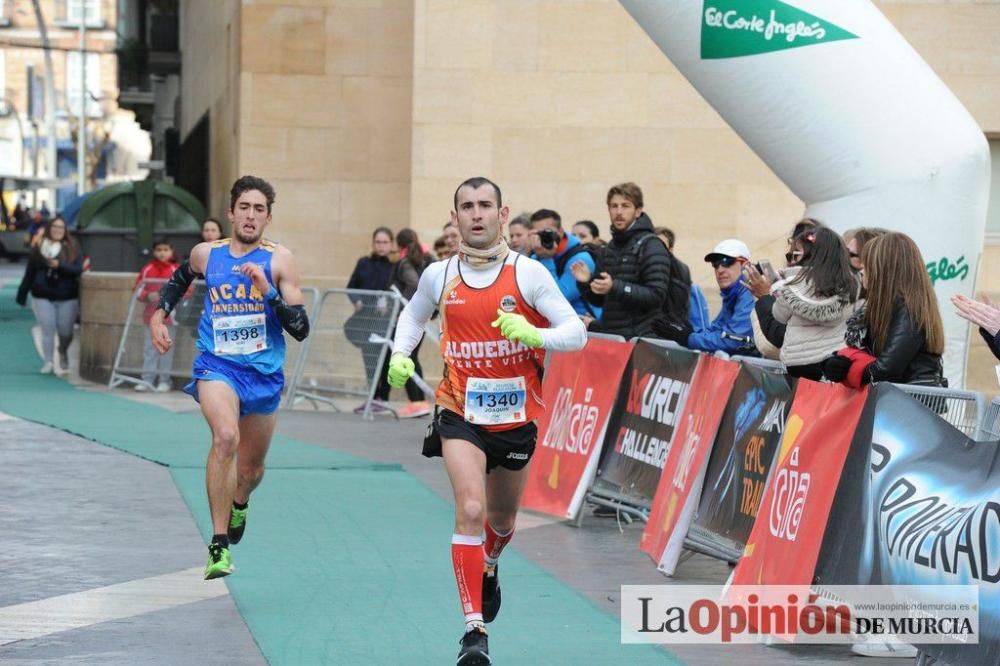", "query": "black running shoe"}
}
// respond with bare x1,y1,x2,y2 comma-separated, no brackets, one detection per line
482,565,501,623
228,504,248,545
457,626,491,665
